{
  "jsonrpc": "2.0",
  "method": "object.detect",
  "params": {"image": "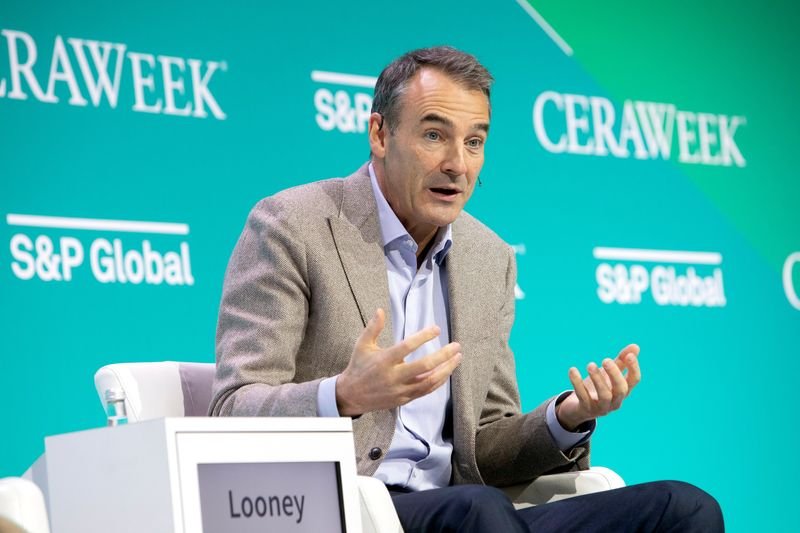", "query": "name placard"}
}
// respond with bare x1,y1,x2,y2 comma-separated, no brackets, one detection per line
197,461,345,533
